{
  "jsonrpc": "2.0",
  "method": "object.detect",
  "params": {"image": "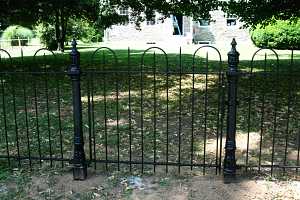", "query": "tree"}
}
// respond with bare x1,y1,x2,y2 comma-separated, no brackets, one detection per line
223,0,300,28
2,0,299,51
2,0,221,51
1,0,98,51
98,0,220,25
35,0,99,51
